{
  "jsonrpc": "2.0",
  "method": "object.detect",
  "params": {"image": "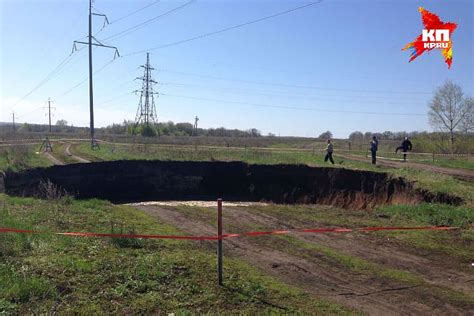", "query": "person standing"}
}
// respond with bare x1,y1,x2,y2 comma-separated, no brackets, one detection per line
370,136,378,165
395,136,413,161
324,139,335,164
